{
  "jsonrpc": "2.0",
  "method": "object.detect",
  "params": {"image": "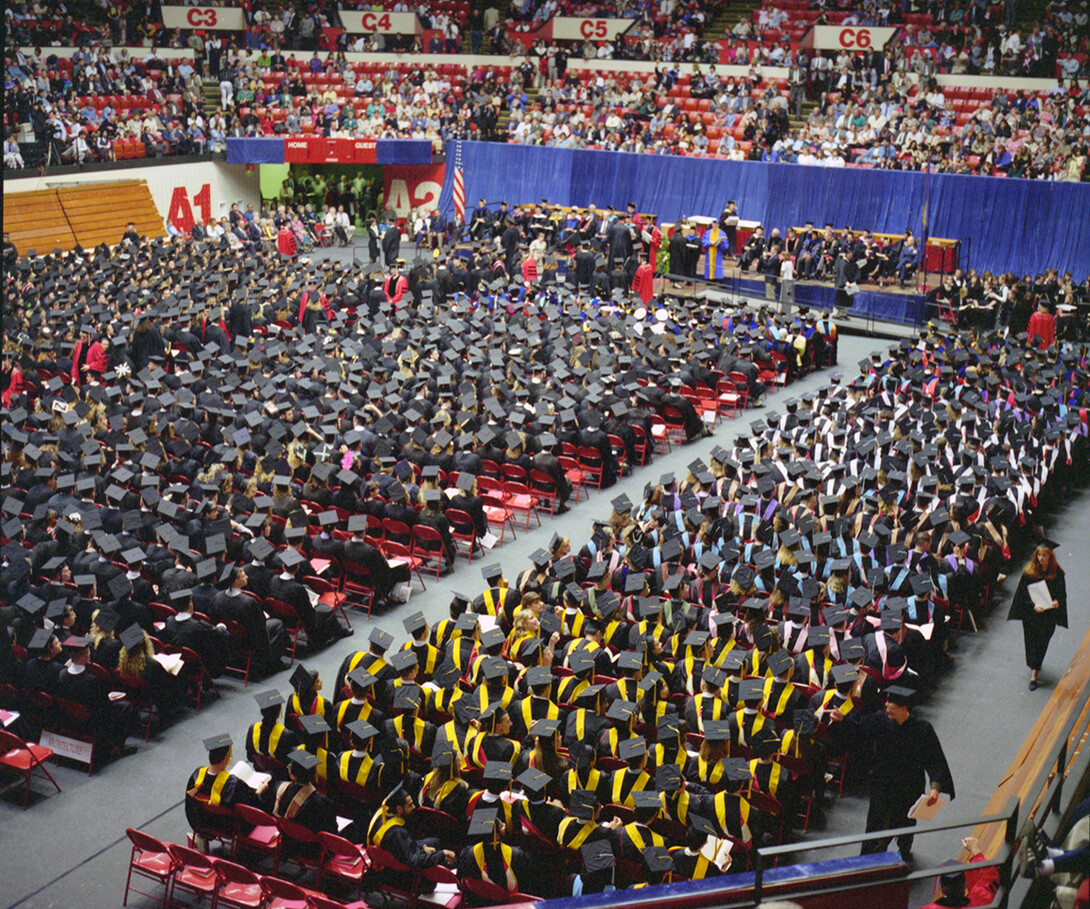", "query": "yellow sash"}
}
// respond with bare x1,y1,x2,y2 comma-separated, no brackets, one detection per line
338,751,373,786
188,766,230,805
